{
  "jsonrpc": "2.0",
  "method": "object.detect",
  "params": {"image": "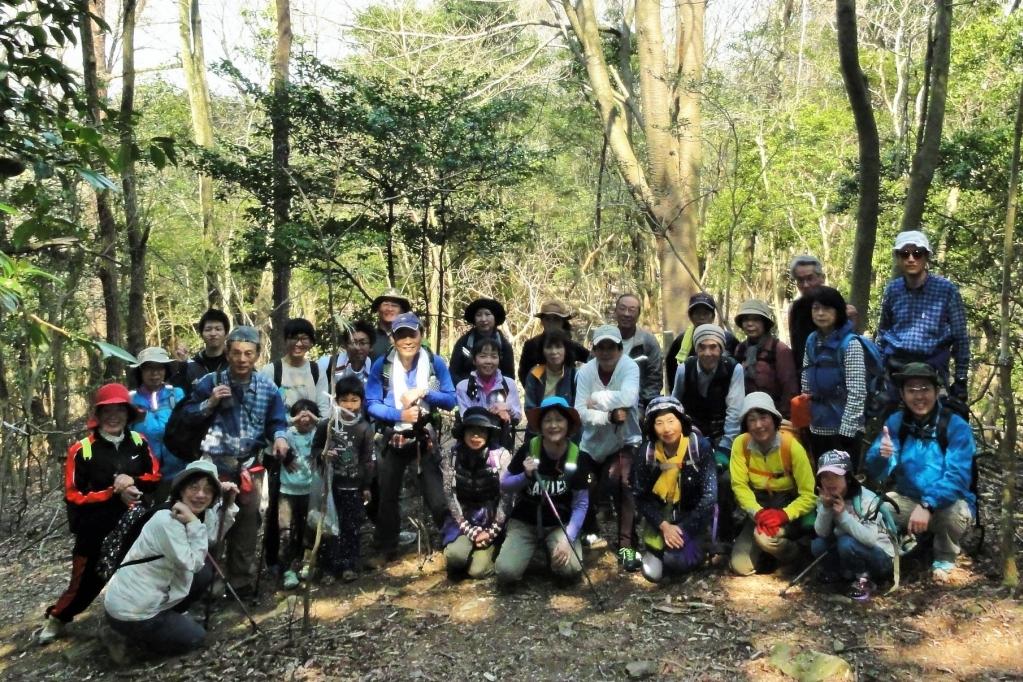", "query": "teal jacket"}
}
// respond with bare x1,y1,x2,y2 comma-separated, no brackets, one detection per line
131,384,186,477
864,407,976,515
